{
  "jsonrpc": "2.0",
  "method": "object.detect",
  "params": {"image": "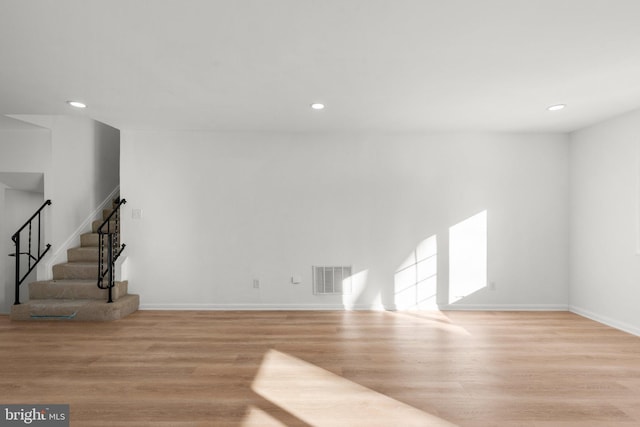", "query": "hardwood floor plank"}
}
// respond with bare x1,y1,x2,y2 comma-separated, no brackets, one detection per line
0,311,639,426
